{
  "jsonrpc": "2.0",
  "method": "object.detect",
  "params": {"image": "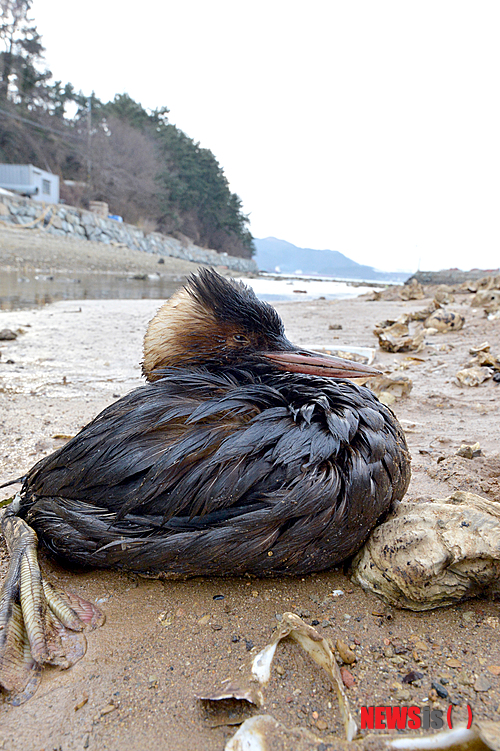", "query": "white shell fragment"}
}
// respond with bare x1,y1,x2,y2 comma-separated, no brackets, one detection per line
364,374,413,405
351,491,500,611
373,317,426,353
226,716,500,751
225,714,330,751
251,642,278,684
199,612,357,742
455,365,493,387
